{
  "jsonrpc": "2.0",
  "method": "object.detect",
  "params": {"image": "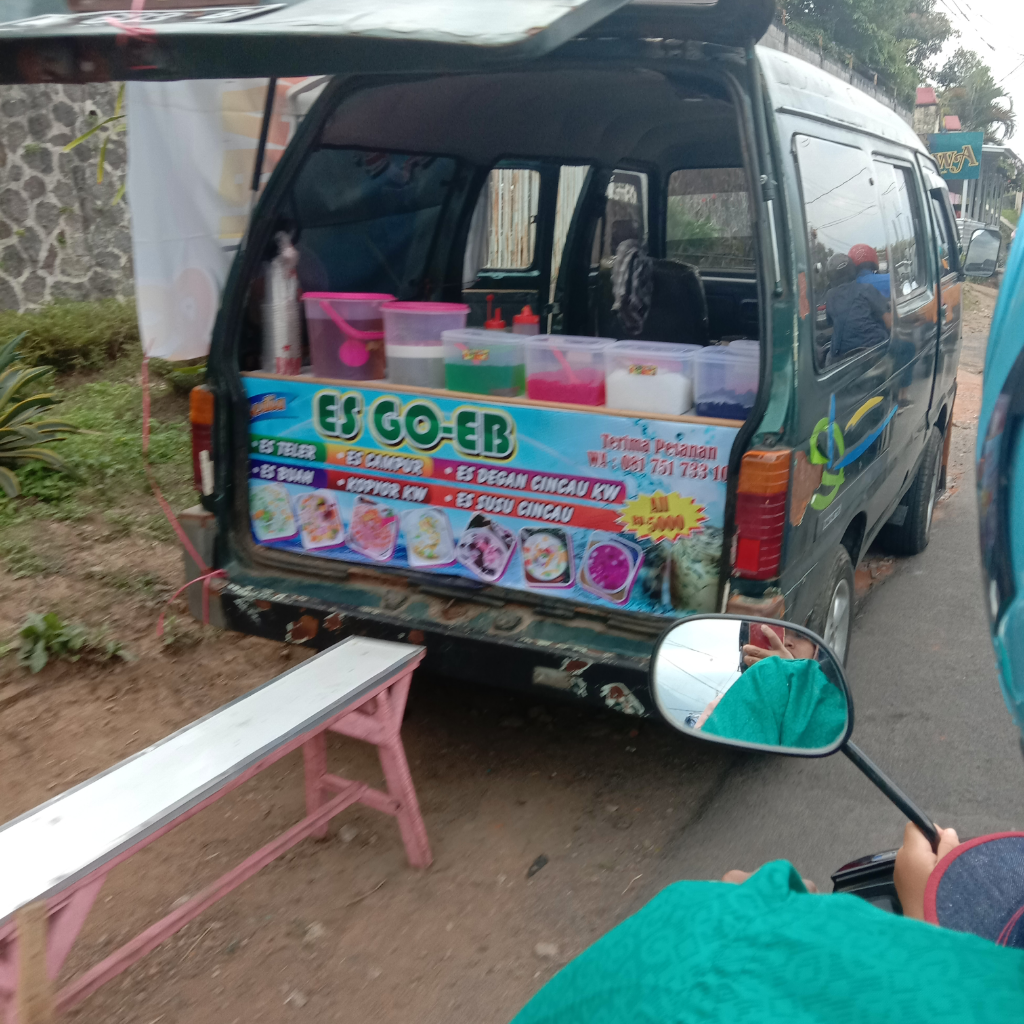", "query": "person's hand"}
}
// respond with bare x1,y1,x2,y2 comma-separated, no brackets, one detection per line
893,821,960,921
742,628,793,666
722,868,818,893
693,692,723,729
